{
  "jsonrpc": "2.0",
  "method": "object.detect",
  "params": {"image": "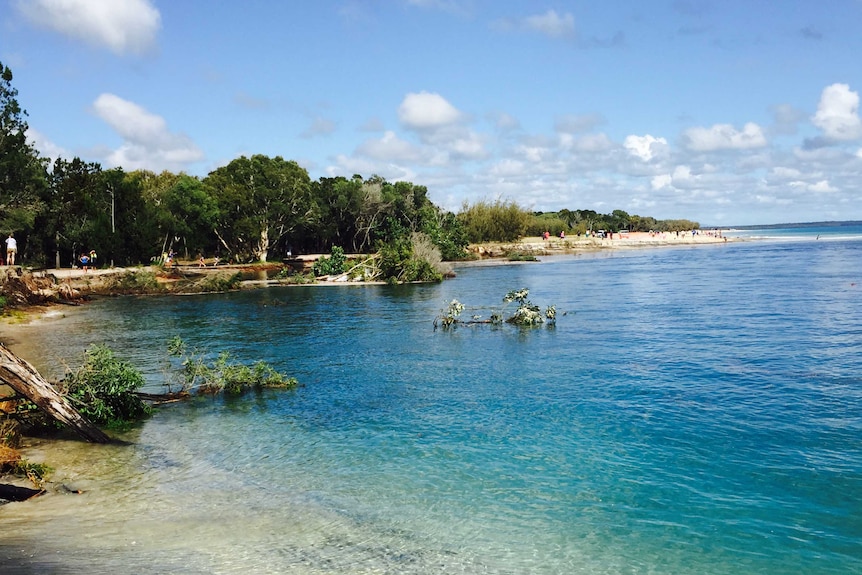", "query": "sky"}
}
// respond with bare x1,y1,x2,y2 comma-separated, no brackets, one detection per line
2,0,862,226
